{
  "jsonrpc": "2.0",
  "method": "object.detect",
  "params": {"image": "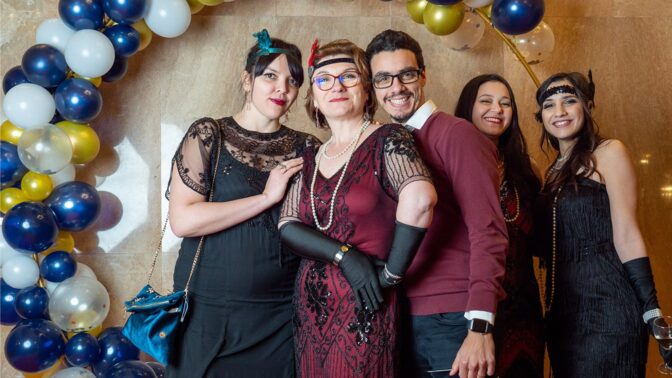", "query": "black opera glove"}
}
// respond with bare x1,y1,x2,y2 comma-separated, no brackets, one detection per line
377,221,427,288
279,221,384,311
